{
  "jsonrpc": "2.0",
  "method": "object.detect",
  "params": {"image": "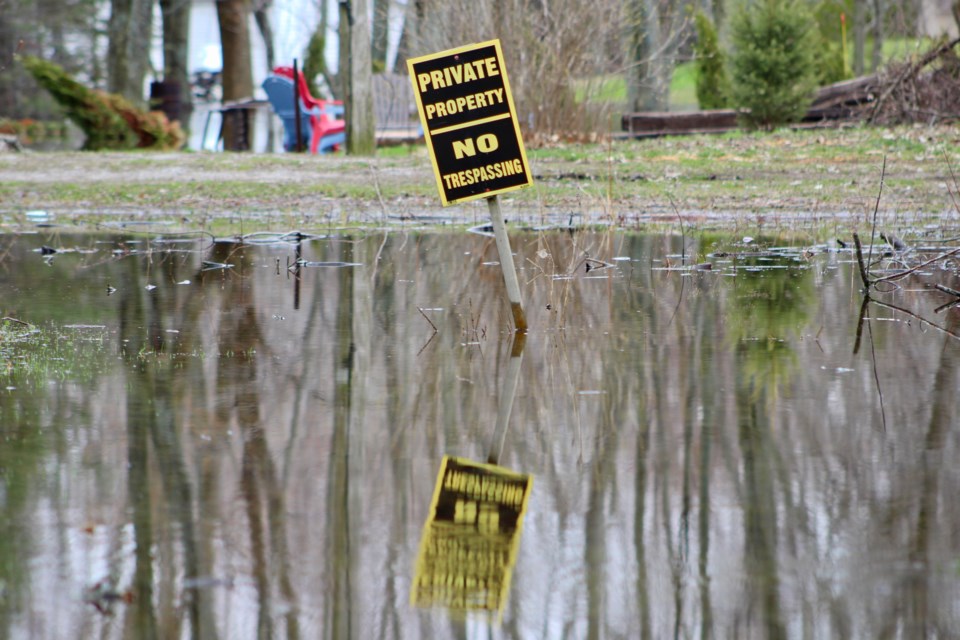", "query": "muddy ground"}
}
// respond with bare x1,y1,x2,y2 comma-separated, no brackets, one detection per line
1,124,958,235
